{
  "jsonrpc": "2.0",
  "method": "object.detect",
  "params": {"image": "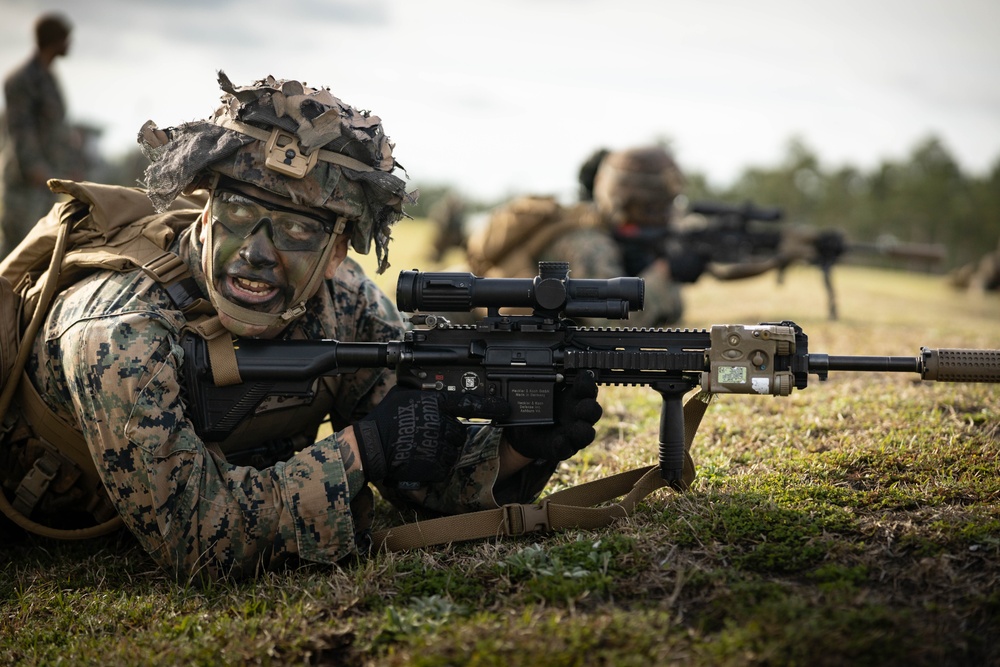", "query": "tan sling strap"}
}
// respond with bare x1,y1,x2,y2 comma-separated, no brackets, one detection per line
185,314,241,387
371,391,713,552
